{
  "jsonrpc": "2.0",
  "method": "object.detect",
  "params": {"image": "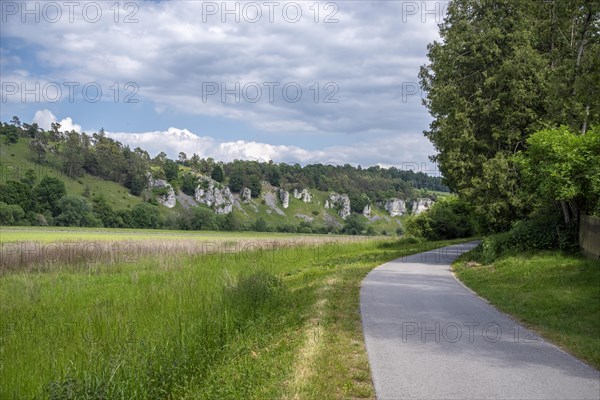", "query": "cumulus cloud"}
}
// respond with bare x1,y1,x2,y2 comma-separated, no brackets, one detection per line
33,109,82,132
3,1,447,166
106,126,438,173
